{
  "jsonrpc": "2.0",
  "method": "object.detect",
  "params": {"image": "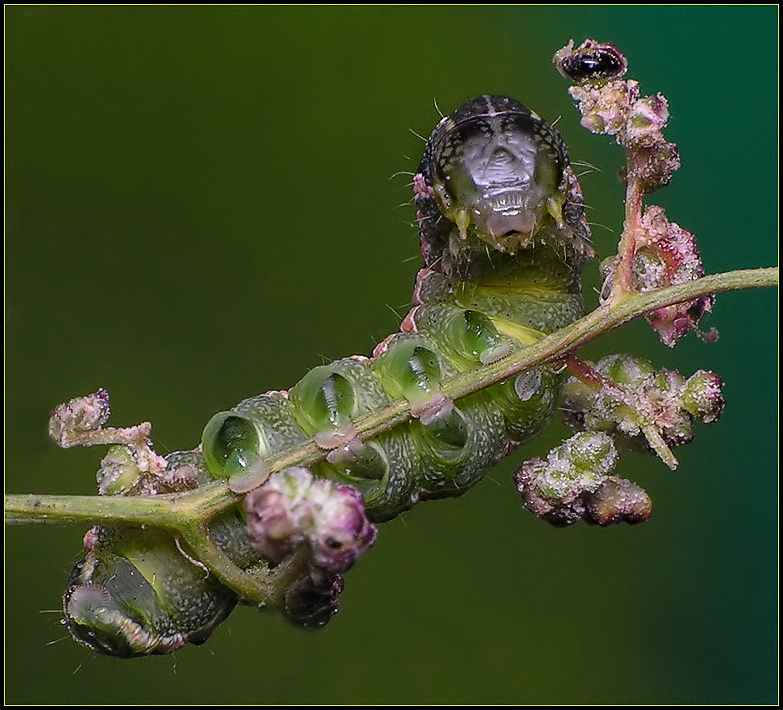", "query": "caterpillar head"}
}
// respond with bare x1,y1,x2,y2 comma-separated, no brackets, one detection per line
416,95,591,268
